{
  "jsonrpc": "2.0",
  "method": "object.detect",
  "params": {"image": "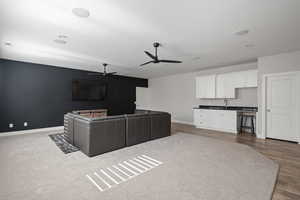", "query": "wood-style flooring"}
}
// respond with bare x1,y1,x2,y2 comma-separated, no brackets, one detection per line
171,122,300,200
